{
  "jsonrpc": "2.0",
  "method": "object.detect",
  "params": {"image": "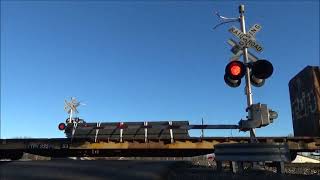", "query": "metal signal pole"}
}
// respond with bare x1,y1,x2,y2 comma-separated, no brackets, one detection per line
239,5,256,140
